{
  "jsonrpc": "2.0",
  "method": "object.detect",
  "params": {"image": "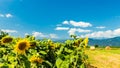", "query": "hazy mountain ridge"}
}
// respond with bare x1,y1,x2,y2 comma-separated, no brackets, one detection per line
88,37,120,46
54,37,120,46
